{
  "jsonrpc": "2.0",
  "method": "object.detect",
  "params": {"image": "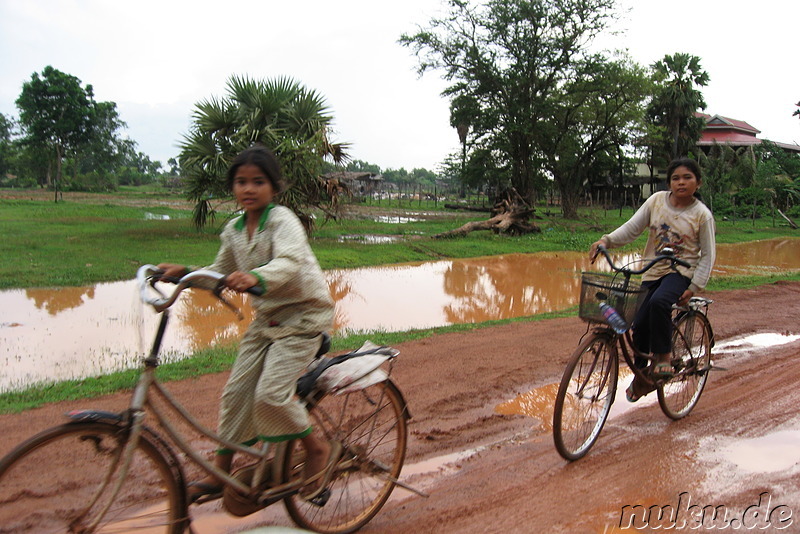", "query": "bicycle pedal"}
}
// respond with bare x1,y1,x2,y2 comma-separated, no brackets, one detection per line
307,487,331,507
